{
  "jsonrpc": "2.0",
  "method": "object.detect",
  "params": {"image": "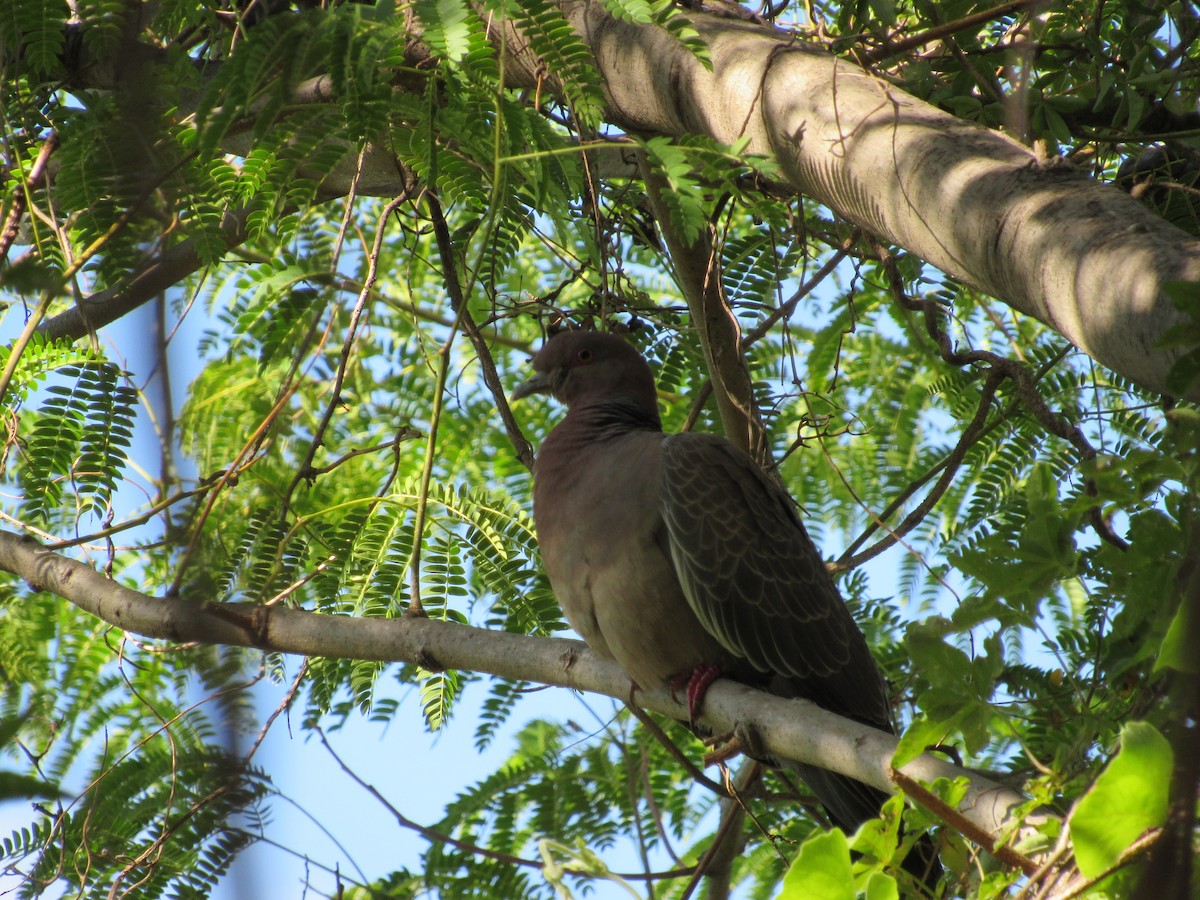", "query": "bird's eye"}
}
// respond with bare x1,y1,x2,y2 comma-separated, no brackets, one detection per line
577,348,593,363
